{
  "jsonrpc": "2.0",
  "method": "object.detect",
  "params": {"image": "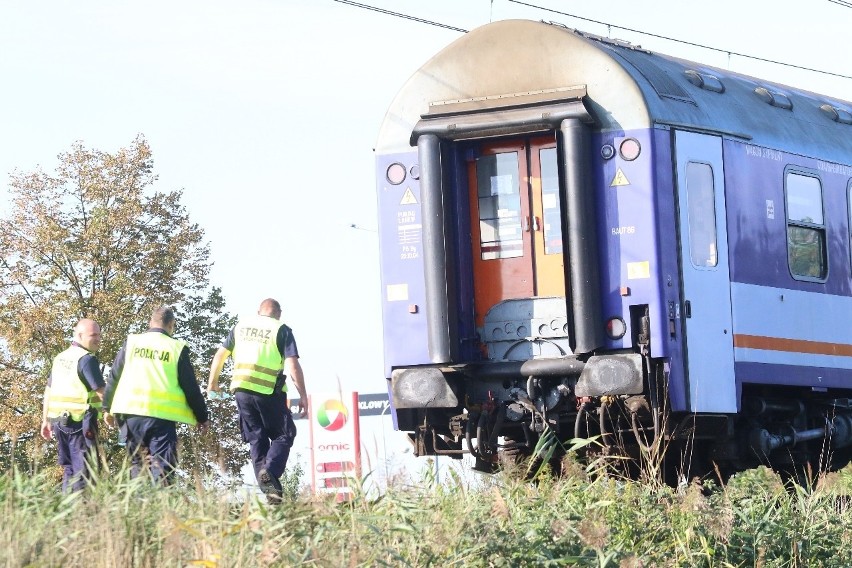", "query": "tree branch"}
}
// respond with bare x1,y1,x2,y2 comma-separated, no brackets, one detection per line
0,359,36,374
0,257,38,307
